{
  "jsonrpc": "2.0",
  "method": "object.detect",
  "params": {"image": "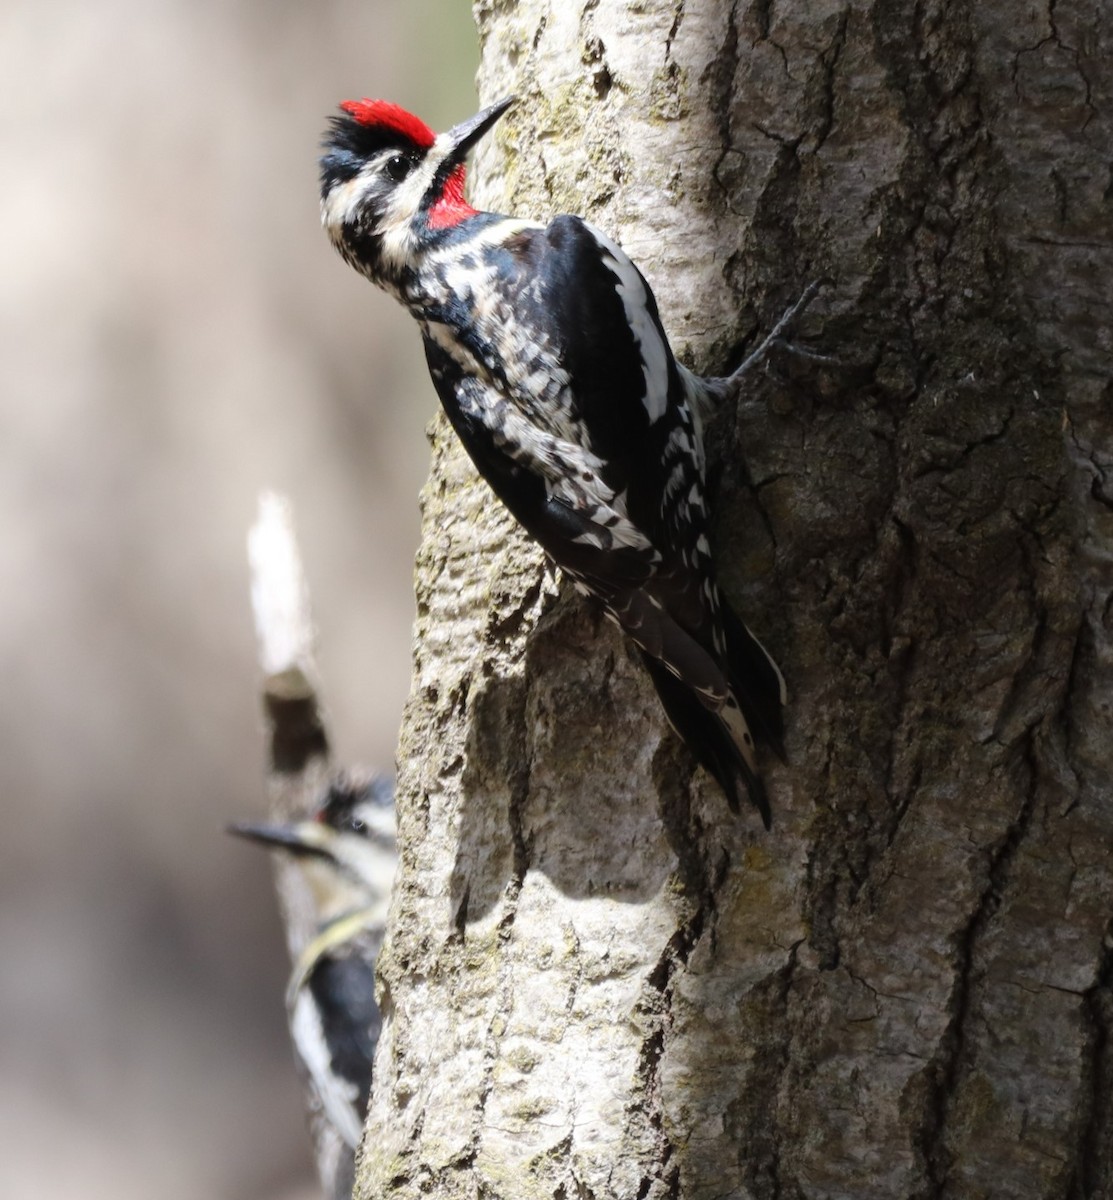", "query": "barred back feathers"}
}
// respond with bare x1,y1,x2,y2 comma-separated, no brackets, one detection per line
319,97,786,826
